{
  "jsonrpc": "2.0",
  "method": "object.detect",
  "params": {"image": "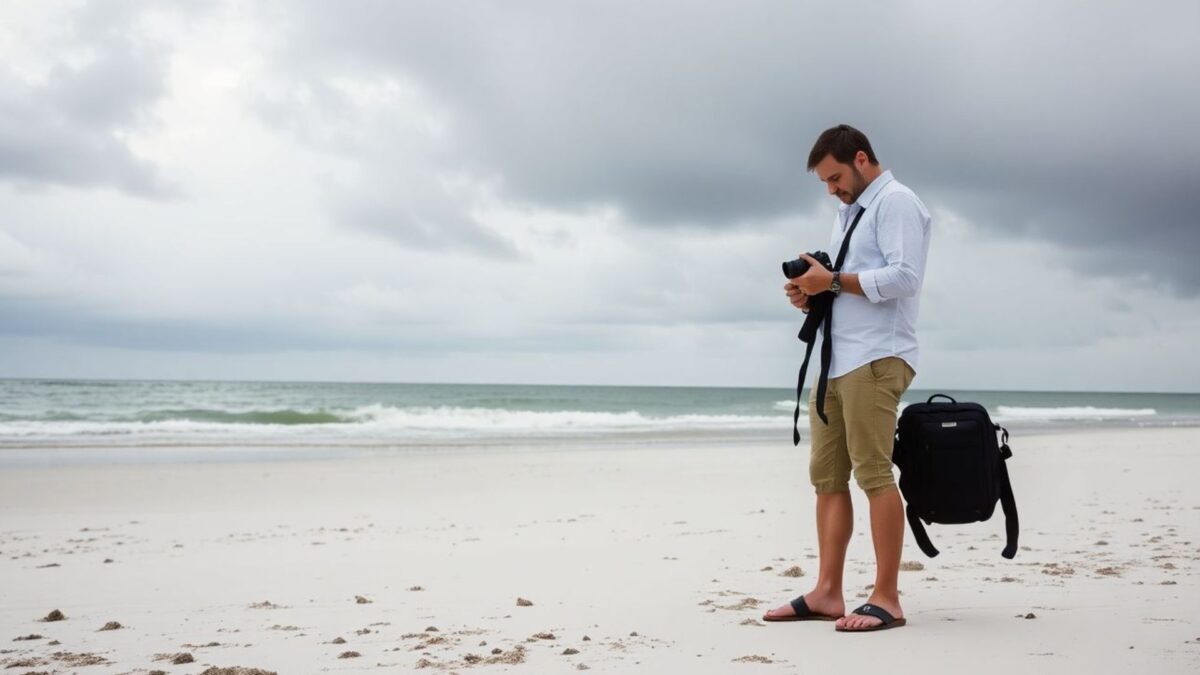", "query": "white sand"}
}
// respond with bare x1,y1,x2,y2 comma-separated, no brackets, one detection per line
1,427,1197,673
